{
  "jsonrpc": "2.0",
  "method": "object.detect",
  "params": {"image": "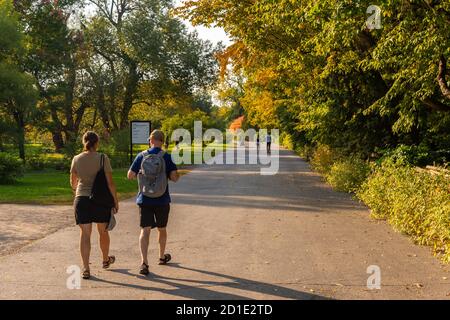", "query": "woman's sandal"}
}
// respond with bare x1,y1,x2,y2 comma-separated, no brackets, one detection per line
139,262,149,275
82,269,90,280
158,253,172,265
102,256,116,269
